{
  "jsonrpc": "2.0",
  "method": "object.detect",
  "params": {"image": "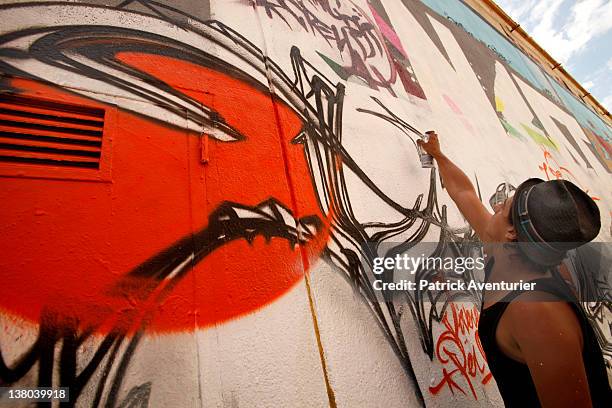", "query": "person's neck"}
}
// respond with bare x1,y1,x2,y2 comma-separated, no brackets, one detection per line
486,243,551,284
